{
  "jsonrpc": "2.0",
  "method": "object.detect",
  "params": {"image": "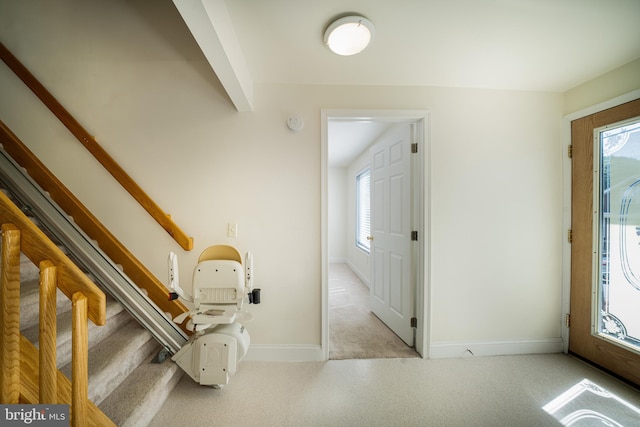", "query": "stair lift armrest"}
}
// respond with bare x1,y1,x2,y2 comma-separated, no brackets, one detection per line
168,252,194,303
245,251,254,295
